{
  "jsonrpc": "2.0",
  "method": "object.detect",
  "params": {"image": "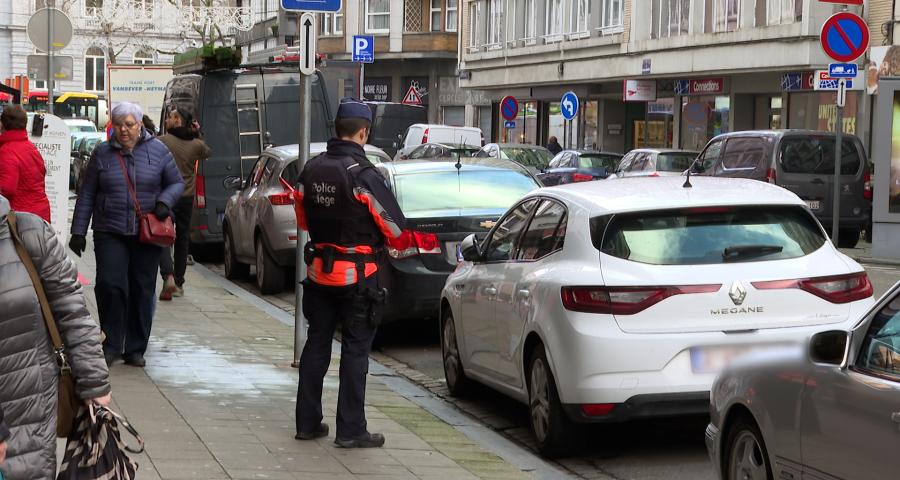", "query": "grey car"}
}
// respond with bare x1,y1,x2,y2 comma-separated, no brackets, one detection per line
611,148,698,178
706,280,900,480
537,149,622,185
474,143,554,173
692,130,872,248
222,143,391,294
